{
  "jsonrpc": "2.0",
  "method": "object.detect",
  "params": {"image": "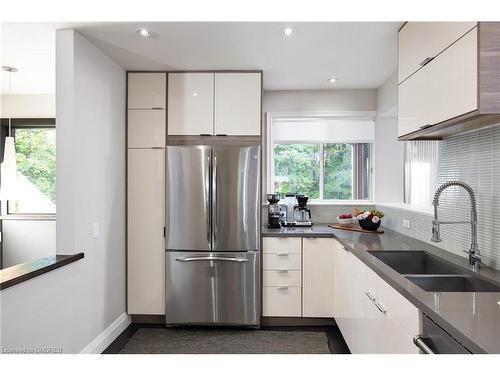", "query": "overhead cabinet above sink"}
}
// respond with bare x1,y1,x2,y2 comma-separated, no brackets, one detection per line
398,22,500,140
